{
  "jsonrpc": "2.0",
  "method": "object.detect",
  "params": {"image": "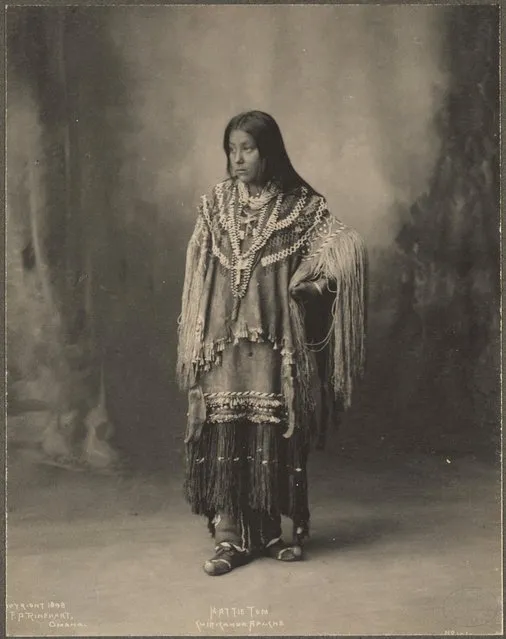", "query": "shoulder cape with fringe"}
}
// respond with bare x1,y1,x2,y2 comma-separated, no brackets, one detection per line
177,178,367,442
